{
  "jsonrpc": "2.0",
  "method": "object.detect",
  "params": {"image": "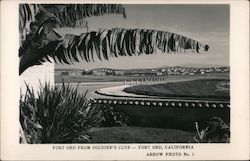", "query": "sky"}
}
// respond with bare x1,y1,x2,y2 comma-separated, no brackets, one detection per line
56,4,229,70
